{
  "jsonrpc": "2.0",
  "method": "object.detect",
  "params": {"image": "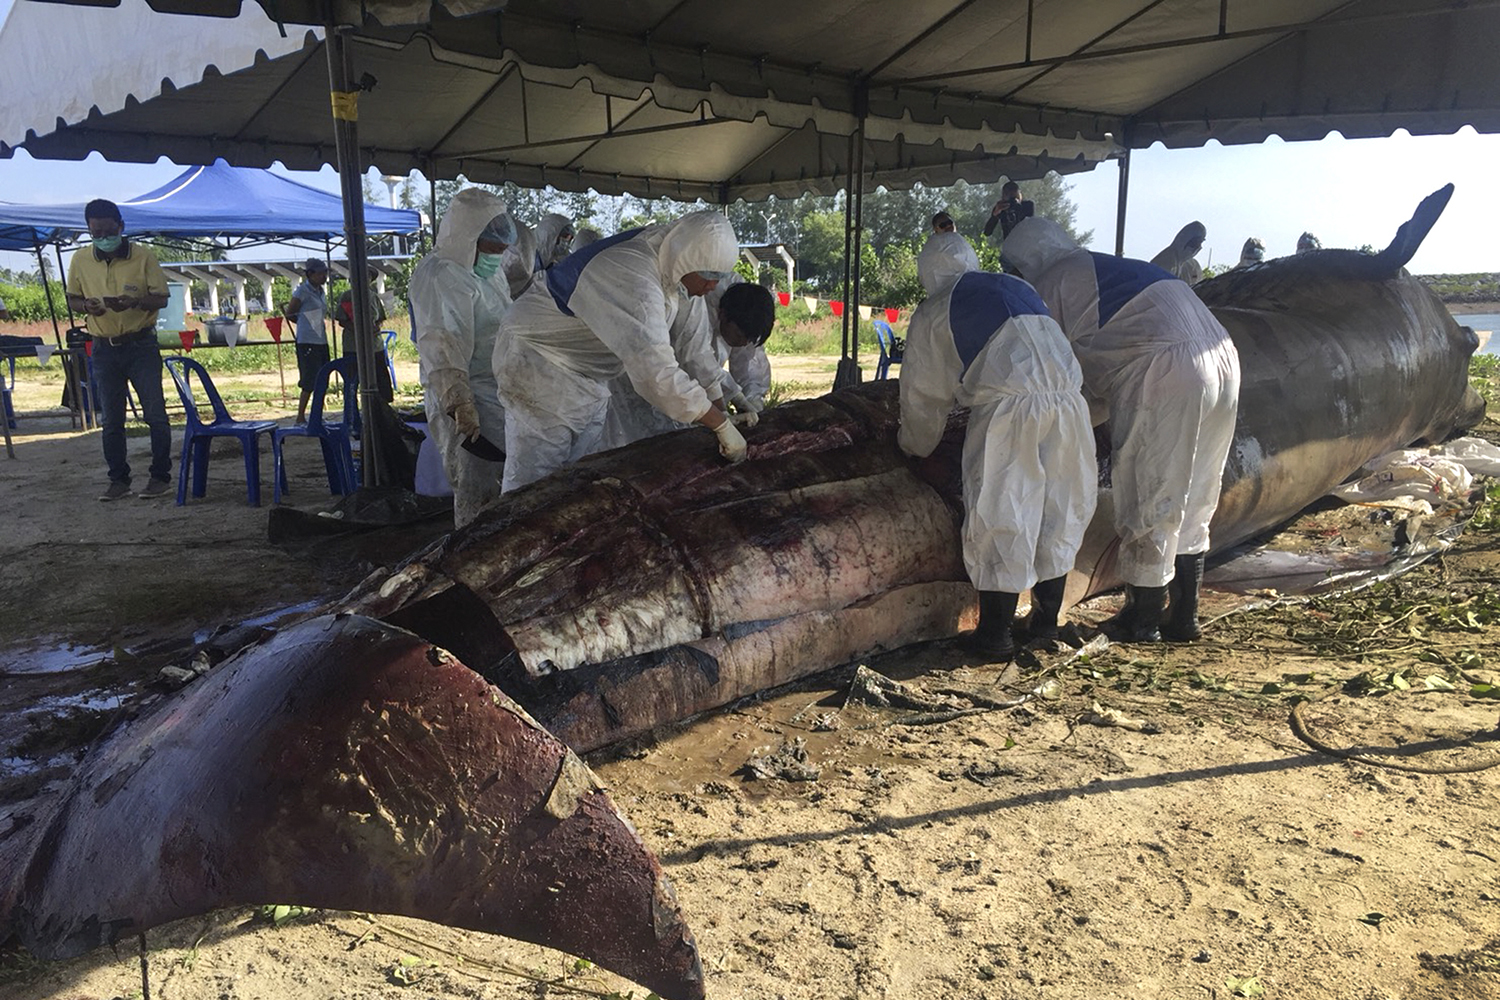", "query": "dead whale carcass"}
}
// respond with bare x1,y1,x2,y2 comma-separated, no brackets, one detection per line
345,186,1481,752
0,616,706,1000
0,190,1479,989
